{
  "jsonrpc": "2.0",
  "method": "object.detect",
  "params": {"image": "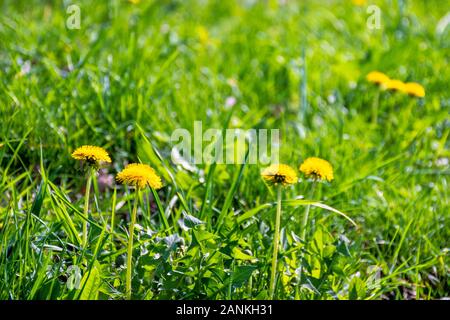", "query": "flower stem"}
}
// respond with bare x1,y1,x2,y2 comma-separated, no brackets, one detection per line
298,180,317,288
301,181,316,241
82,167,94,248
269,184,283,299
110,188,117,264
126,187,140,300
371,90,380,125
